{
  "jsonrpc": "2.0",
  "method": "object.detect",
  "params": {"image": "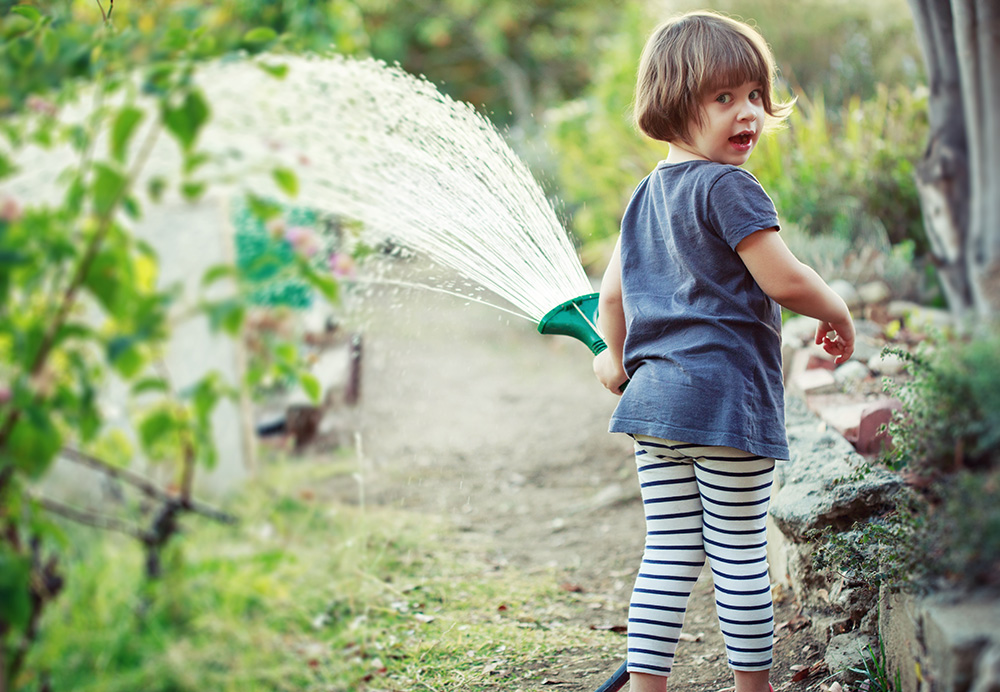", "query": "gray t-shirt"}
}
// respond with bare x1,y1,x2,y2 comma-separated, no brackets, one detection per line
609,160,789,460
